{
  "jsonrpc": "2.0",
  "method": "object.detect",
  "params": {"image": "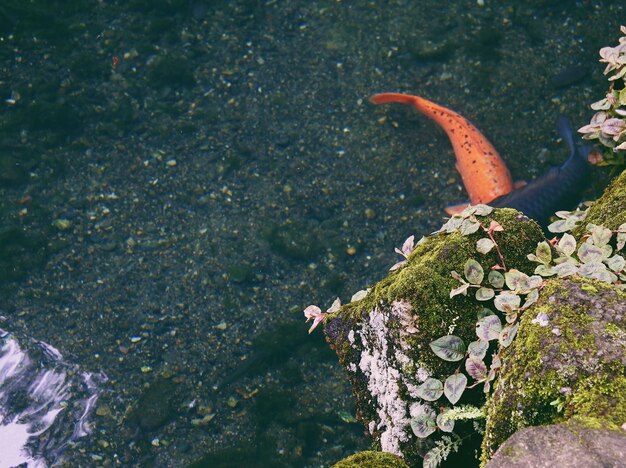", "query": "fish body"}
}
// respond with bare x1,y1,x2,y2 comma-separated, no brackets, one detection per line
370,92,514,208
489,115,592,229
